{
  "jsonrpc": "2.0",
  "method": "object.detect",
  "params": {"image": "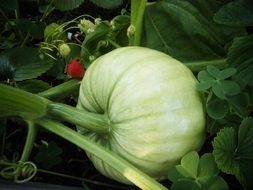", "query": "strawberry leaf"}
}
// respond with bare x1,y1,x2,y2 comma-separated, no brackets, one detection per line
213,117,253,189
